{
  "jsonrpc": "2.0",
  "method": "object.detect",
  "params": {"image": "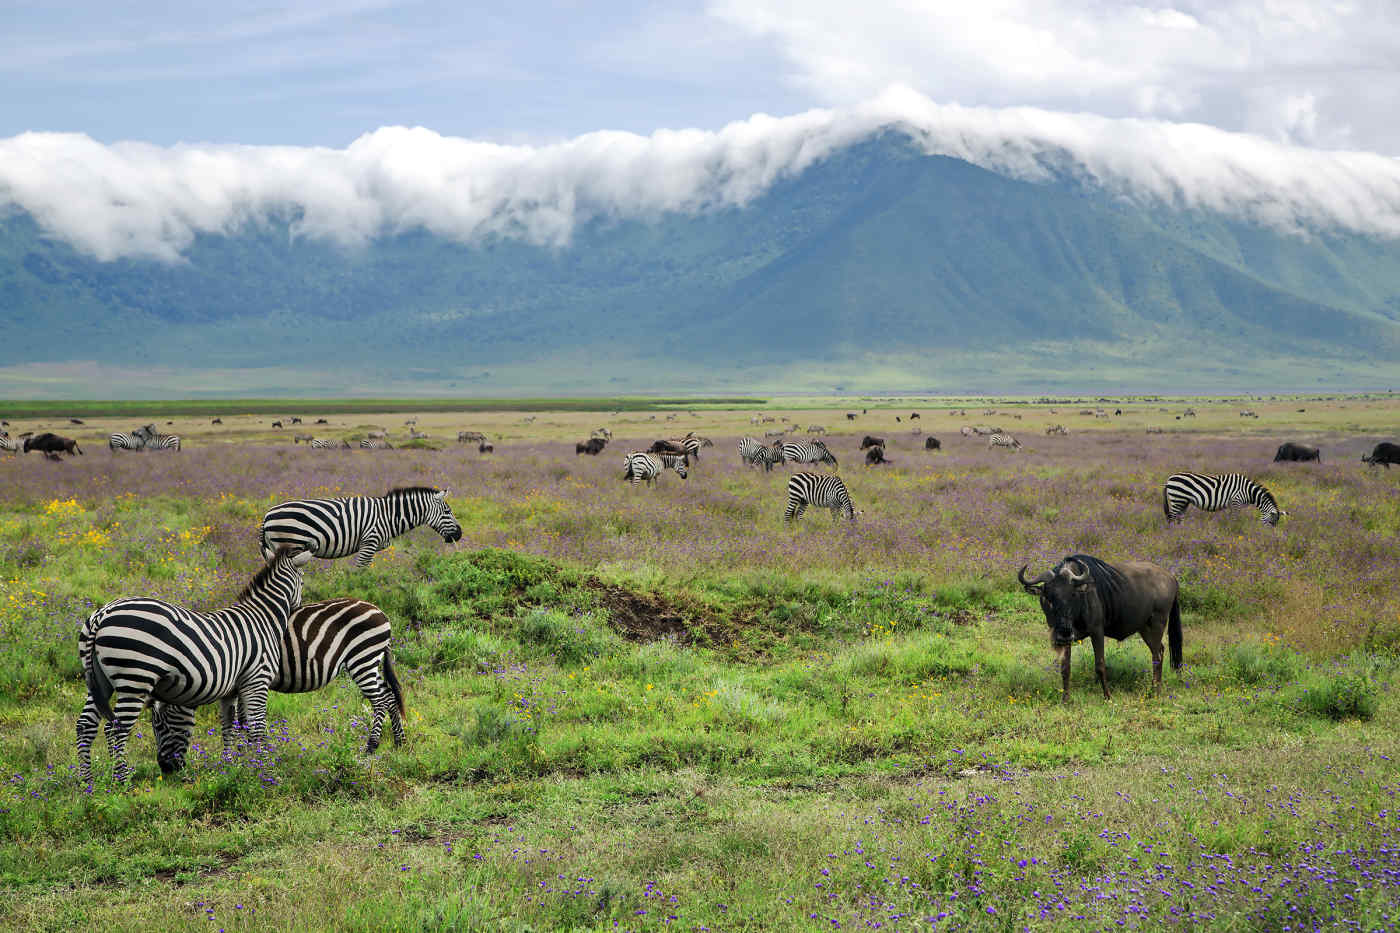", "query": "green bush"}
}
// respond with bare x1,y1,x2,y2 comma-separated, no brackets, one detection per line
1299,669,1379,721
